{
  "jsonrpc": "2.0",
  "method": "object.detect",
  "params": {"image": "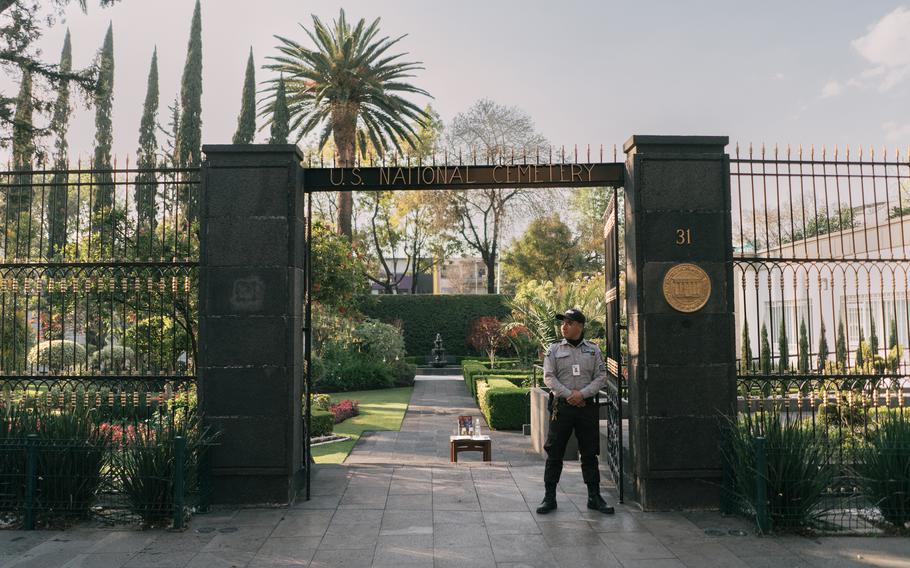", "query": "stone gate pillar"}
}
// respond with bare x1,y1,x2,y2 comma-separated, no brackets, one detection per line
623,135,735,510
199,144,306,504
